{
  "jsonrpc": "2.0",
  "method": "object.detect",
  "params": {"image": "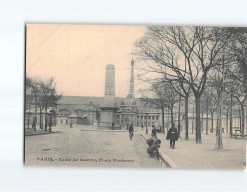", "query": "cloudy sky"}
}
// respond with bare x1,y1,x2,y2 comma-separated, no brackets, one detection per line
26,24,146,97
